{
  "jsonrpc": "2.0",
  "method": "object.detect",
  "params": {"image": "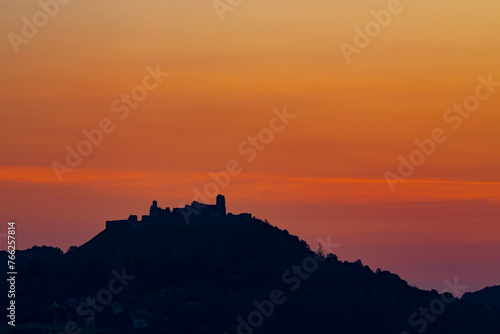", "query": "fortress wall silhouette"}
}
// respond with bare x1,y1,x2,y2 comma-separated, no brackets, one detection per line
106,194,252,229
